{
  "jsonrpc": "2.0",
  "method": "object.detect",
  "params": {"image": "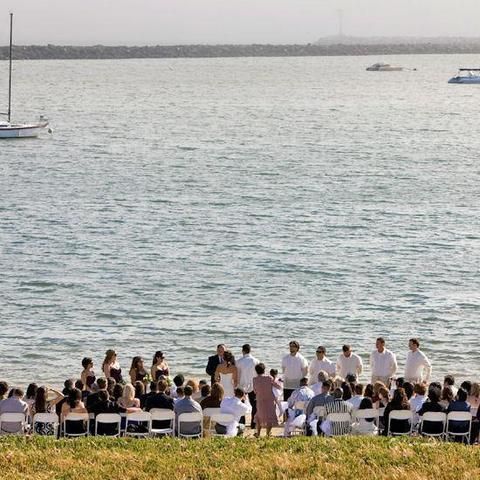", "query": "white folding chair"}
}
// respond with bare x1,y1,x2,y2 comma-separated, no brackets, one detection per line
313,406,325,419
125,411,152,438
95,413,122,437
150,409,175,437
0,412,27,435
207,413,235,437
419,412,446,439
351,408,379,436
387,410,413,436
325,412,352,436
63,413,89,437
32,413,59,437
446,412,472,444
177,412,203,439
